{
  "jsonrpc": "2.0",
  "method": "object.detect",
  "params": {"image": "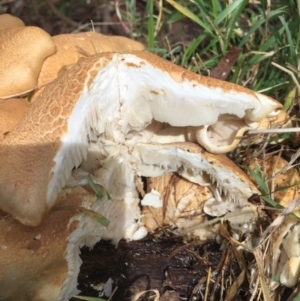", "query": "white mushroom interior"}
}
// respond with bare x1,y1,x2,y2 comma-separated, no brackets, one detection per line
74,139,258,231
133,143,257,203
